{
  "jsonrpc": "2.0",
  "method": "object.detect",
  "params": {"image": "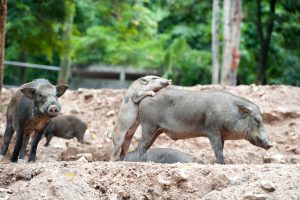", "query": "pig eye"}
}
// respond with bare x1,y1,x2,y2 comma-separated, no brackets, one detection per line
254,118,260,125
152,77,158,80
38,94,45,99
